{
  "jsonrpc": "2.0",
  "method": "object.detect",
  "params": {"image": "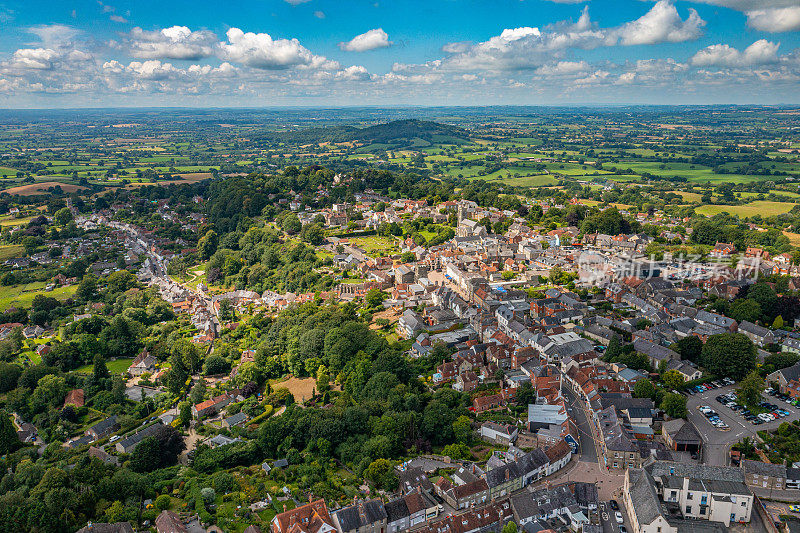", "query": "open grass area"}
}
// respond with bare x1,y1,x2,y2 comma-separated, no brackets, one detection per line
495,174,557,187
0,283,77,311
347,235,400,255
75,357,135,375
695,200,796,218
0,244,24,261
